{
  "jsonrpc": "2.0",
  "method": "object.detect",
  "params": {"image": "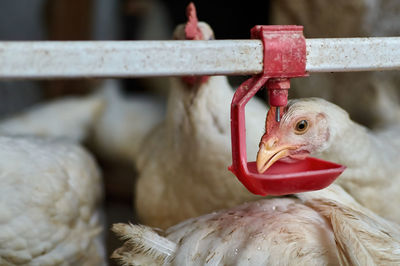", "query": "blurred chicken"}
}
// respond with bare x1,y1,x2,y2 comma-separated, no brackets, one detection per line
135,3,267,229
256,98,400,223
0,80,165,163
0,94,104,142
0,136,105,265
91,79,166,162
112,184,400,265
